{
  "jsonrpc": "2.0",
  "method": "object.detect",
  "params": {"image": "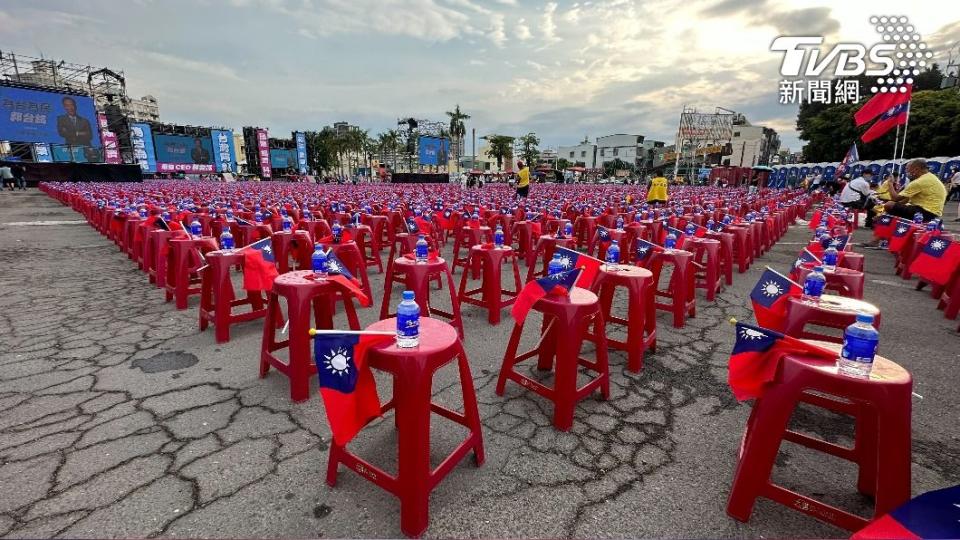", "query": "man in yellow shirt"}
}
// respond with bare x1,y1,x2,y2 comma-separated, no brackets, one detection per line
883,159,945,221
516,161,530,198
647,176,668,204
